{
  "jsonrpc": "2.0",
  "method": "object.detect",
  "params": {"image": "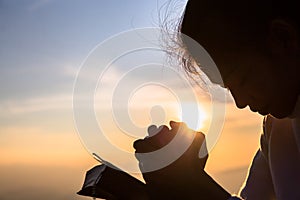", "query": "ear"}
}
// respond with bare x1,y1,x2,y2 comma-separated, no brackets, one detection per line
268,19,299,56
